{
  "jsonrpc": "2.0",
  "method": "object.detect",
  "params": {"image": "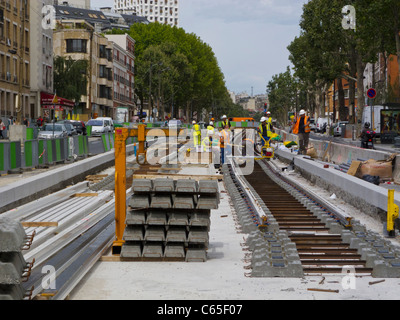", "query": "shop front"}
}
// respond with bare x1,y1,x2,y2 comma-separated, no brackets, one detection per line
40,92,75,122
